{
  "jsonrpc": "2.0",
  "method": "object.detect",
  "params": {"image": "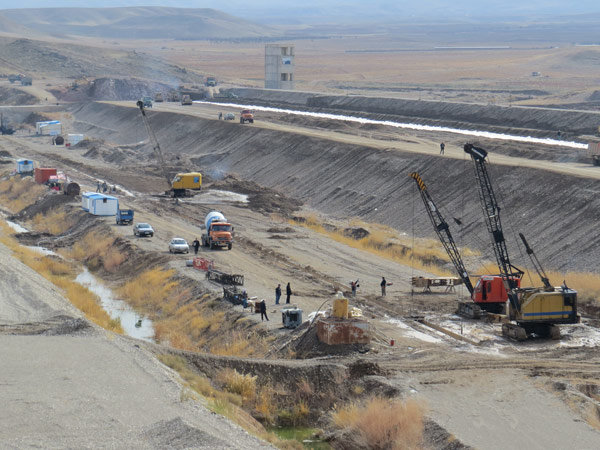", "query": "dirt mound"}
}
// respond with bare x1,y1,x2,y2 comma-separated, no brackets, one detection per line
53,77,174,102
0,87,38,106
208,175,302,216
278,322,371,359
11,192,74,221
343,227,370,240
143,417,227,449
22,112,52,126
587,90,600,101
